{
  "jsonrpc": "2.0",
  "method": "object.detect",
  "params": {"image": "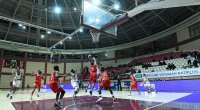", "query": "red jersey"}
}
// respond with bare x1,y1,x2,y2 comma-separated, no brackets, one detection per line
35,74,42,83
90,65,97,75
100,71,110,81
90,65,97,77
130,75,136,84
50,71,59,84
